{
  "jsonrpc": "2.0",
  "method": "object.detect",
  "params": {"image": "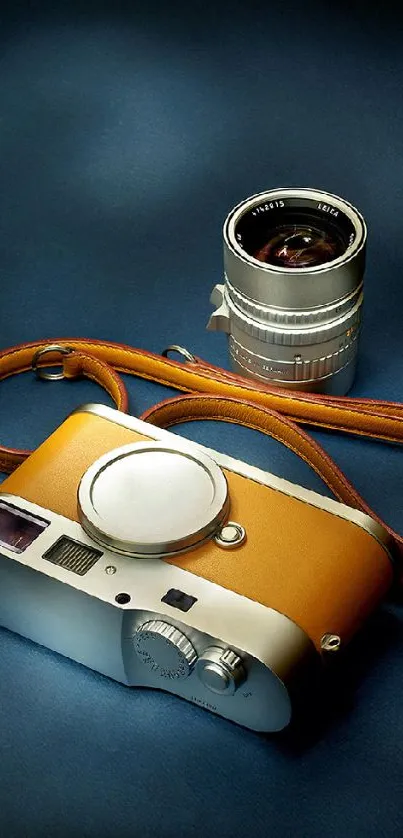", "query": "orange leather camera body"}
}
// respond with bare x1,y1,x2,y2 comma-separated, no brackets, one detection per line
0,404,394,731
